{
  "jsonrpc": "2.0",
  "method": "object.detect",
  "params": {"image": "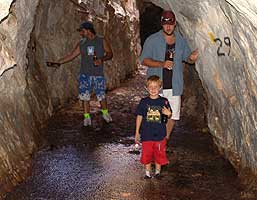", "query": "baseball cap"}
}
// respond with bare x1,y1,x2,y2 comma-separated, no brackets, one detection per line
77,21,94,31
161,10,176,25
